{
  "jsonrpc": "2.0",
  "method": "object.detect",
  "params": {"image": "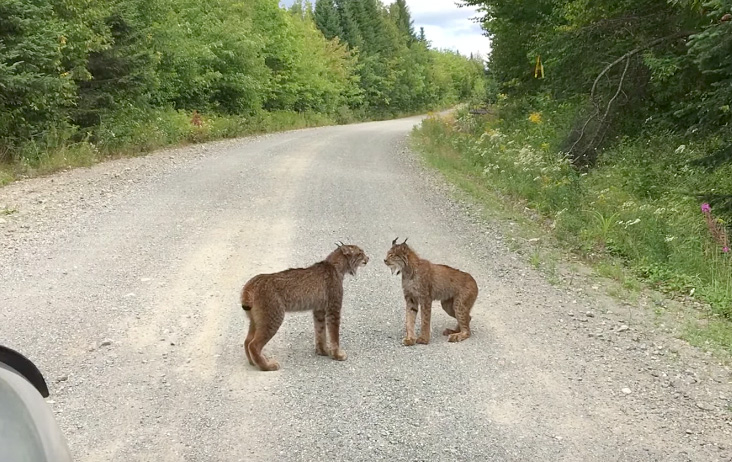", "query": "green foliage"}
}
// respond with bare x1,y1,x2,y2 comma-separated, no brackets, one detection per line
153,0,267,115
0,0,485,168
466,0,732,145
314,0,342,40
313,0,486,115
0,0,75,154
682,0,732,131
